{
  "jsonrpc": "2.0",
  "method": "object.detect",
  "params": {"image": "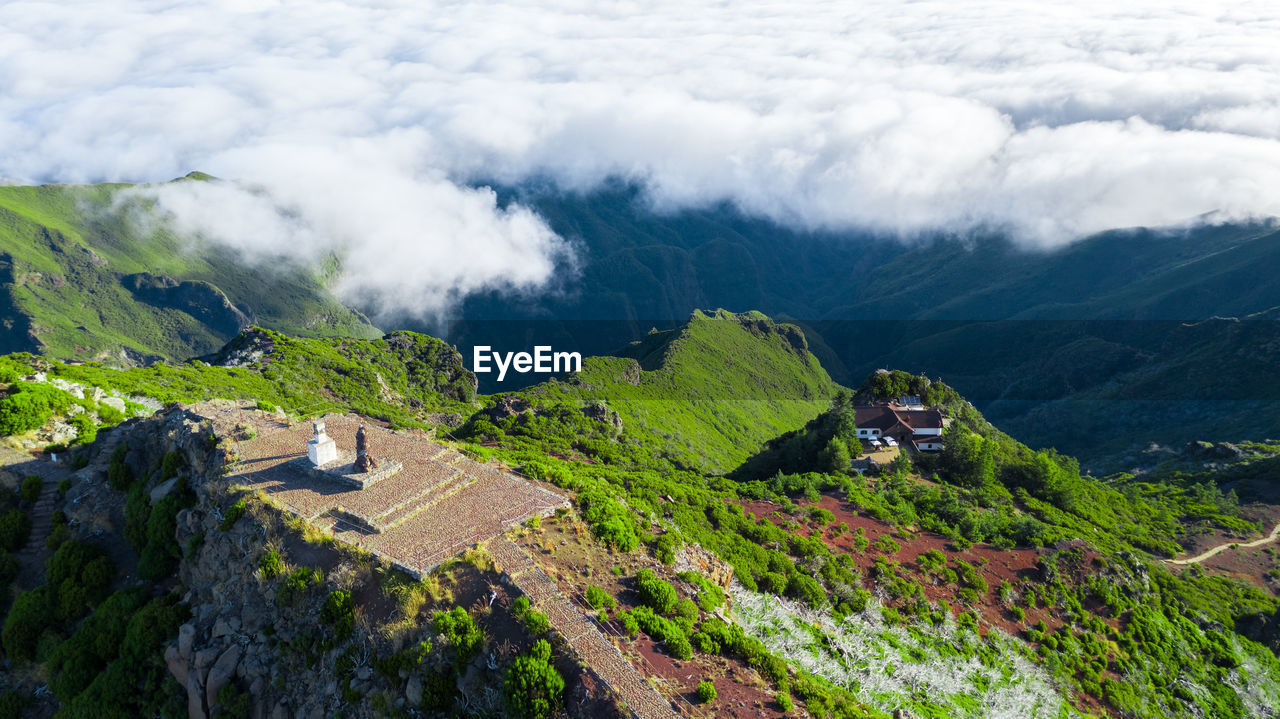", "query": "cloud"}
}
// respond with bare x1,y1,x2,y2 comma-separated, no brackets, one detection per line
4,0,1280,313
